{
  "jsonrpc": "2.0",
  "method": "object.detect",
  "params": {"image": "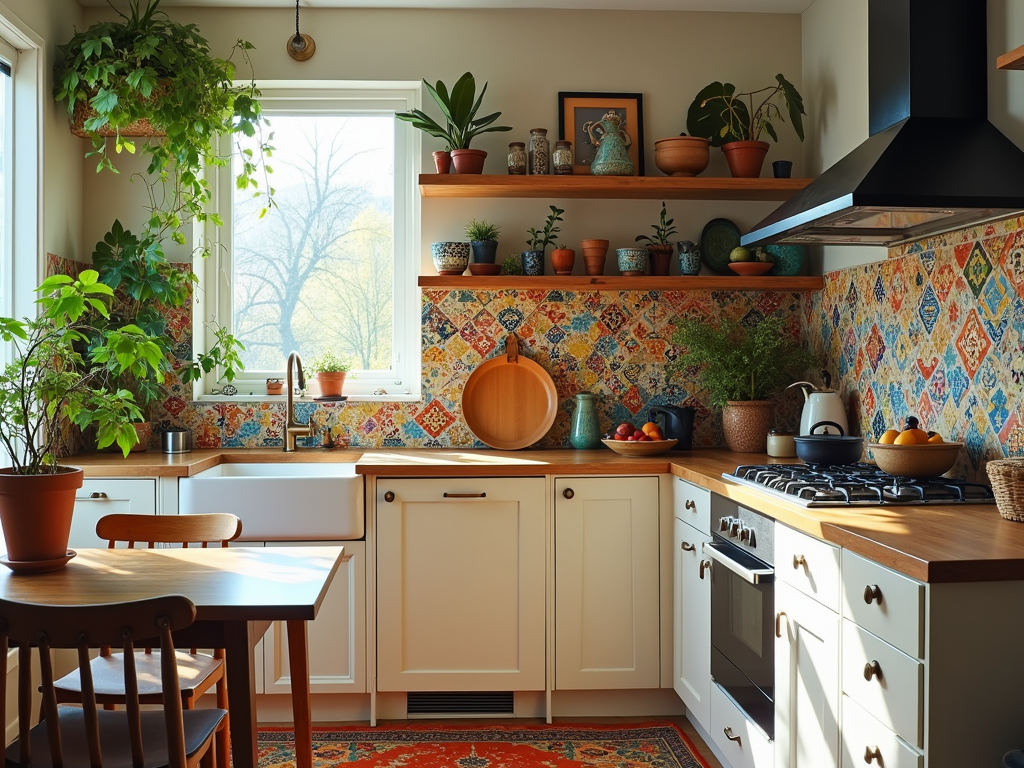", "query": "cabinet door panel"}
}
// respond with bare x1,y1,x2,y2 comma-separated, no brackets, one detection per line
841,550,924,658
674,516,712,730
70,479,157,549
555,476,659,690
775,582,840,768
377,478,546,691
711,683,774,768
